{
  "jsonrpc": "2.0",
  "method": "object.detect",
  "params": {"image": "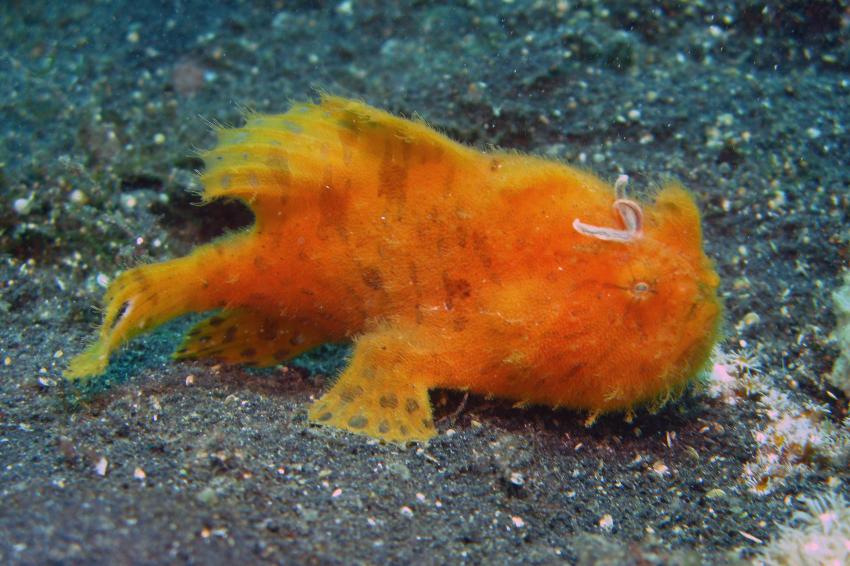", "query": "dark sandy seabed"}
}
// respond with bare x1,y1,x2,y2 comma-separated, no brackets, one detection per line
1,1,849,564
